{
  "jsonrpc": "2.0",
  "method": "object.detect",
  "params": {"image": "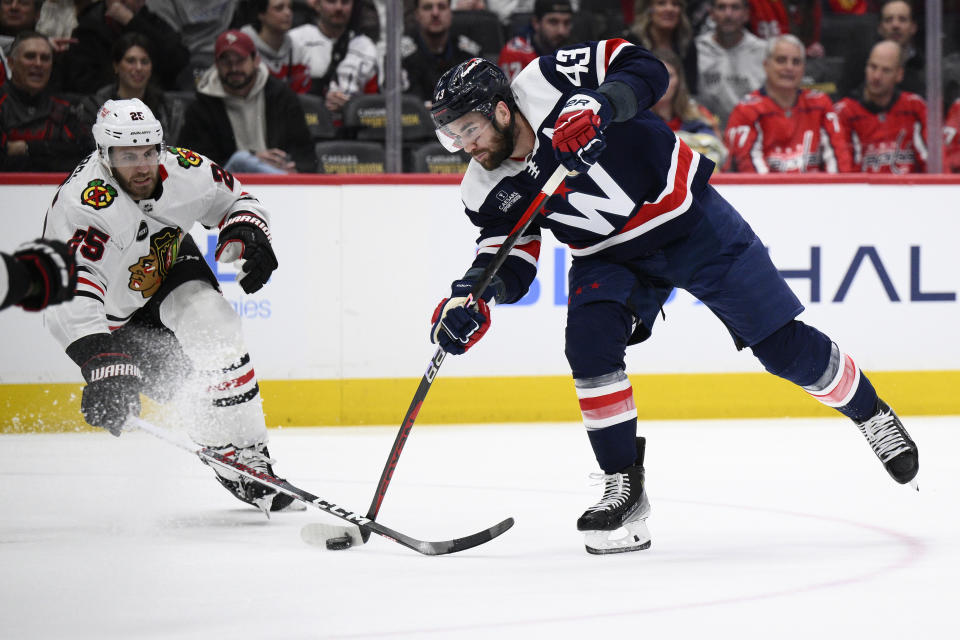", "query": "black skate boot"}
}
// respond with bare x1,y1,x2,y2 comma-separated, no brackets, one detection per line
577,437,651,554
209,443,297,514
855,399,919,486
